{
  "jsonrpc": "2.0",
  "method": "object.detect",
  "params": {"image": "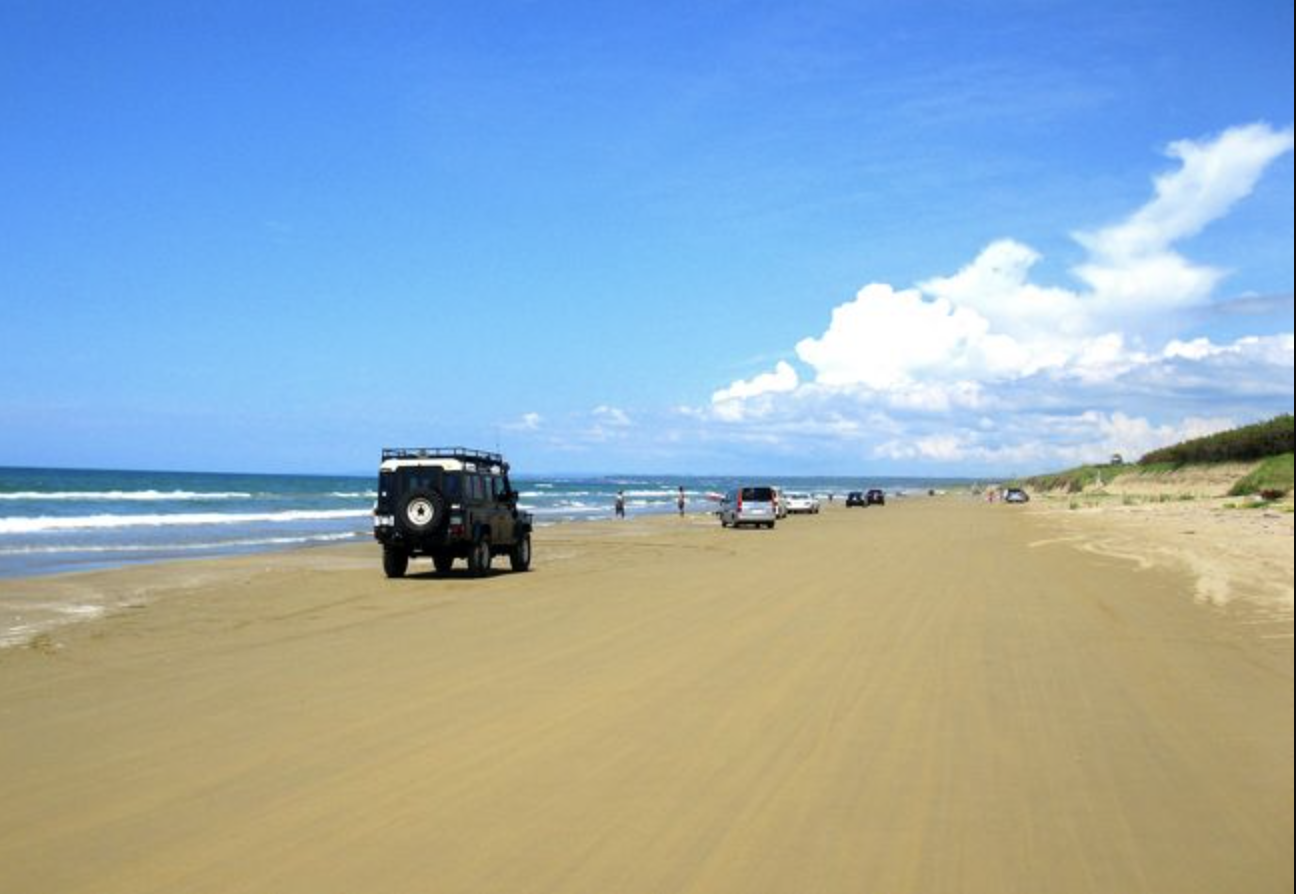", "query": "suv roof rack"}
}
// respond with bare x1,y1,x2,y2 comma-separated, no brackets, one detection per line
381,447,508,470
